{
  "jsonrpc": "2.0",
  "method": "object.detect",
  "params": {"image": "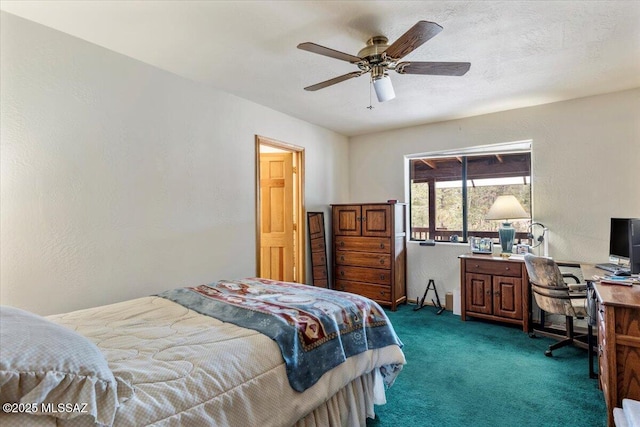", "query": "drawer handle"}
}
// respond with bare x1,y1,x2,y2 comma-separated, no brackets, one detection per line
380,274,386,280
379,258,385,264
340,255,344,261
494,291,501,296
380,291,386,296
340,241,345,247
340,271,345,277
505,267,510,271
380,243,385,249
474,264,480,268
